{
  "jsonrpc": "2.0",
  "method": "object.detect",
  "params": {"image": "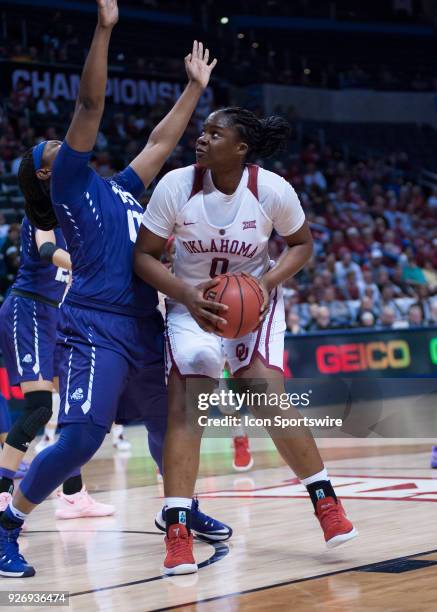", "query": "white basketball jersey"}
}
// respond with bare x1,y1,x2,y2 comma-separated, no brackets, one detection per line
142,163,305,287
173,165,271,285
